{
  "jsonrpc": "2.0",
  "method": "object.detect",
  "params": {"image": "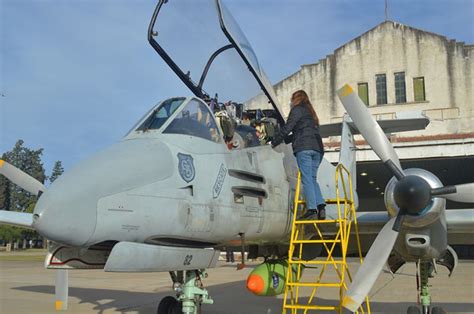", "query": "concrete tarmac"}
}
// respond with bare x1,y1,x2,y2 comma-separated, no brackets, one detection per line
0,258,473,314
